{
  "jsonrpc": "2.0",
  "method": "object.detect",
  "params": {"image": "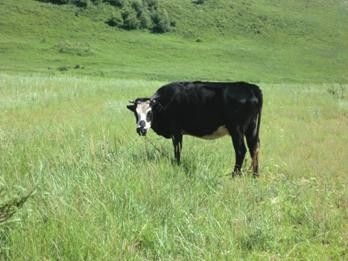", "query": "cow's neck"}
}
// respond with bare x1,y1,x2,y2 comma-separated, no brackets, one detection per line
151,107,171,139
